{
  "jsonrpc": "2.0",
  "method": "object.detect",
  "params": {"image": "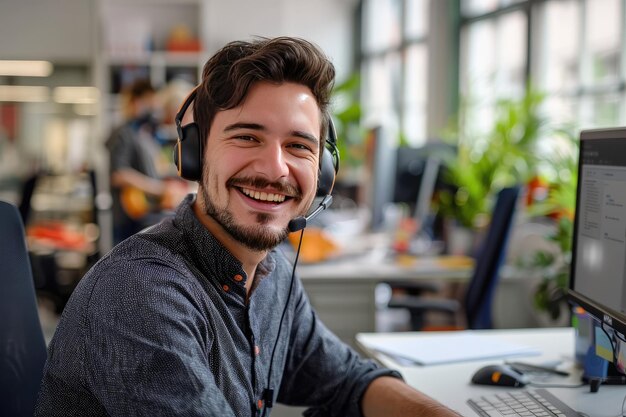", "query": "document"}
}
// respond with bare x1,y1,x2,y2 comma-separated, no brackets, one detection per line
361,332,541,365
